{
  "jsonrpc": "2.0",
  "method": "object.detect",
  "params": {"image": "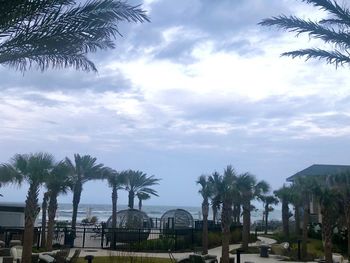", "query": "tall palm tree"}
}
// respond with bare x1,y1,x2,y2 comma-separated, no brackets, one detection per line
208,172,221,223
65,154,104,230
237,173,269,250
137,192,150,211
40,191,50,248
260,195,279,235
45,161,72,250
259,0,350,67
289,184,303,236
0,153,54,263
313,175,341,263
0,0,149,72
196,175,212,255
104,168,125,249
210,166,238,263
274,185,292,237
329,172,350,255
122,170,160,209
293,176,316,260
